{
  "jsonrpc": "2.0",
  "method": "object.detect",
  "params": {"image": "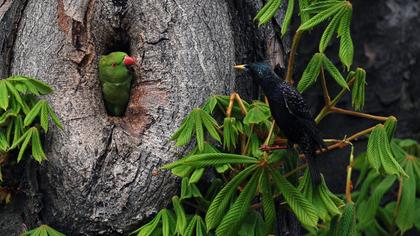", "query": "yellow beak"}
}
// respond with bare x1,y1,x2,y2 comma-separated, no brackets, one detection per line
233,64,246,70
